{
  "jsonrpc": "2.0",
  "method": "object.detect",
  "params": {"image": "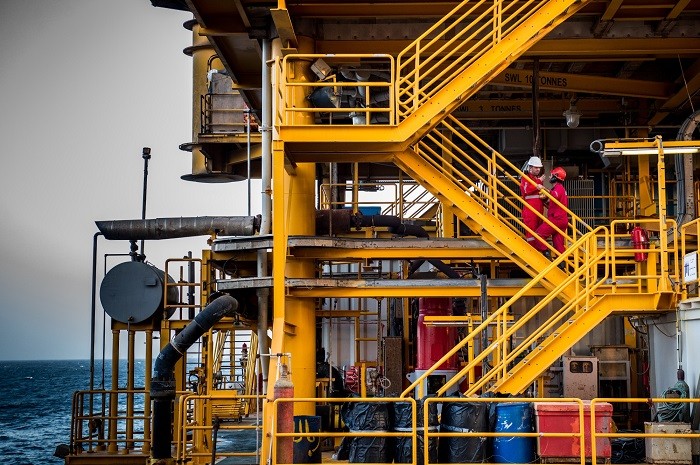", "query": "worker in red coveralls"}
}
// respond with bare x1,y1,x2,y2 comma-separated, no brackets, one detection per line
534,167,569,254
520,156,546,246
